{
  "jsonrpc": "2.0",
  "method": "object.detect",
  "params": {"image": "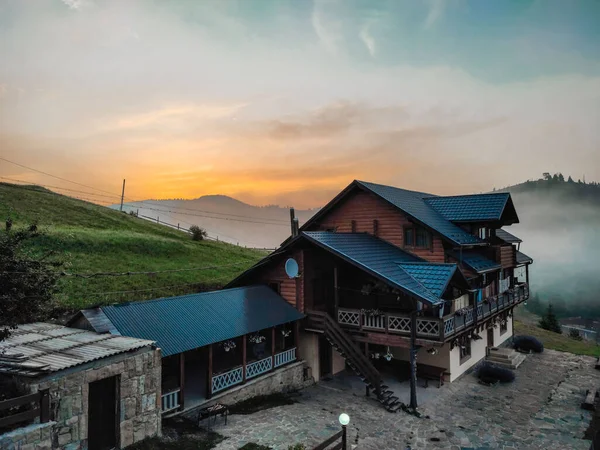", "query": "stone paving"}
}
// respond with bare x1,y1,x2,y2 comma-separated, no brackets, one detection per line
211,350,600,450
